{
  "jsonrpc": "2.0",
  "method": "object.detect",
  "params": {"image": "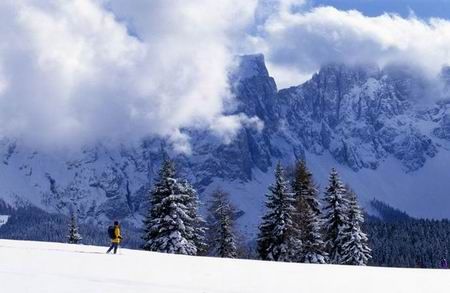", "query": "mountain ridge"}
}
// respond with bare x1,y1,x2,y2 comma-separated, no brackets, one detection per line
0,54,449,235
